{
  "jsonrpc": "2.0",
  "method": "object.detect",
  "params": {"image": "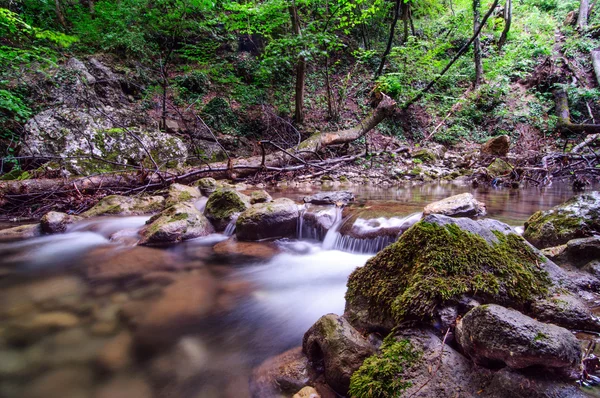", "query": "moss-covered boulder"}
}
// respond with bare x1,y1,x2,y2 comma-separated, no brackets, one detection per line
139,202,214,245
82,195,164,217
40,212,83,234
250,190,272,204
523,192,600,249
411,148,438,163
204,189,251,231
165,184,201,207
302,314,374,395
531,292,600,332
236,198,299,241
456,304,581,369
0,224,41,242
345,214,551,330
487,158,512,177
194,177,219,196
